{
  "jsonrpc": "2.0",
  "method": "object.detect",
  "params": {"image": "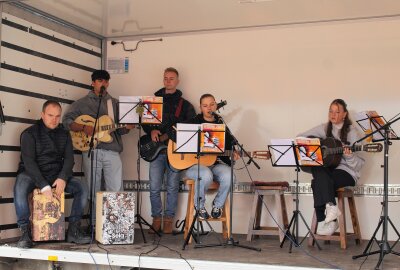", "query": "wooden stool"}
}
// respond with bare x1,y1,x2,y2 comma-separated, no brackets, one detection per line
246,181,289,242
183,179,230,244
308,187,362,249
